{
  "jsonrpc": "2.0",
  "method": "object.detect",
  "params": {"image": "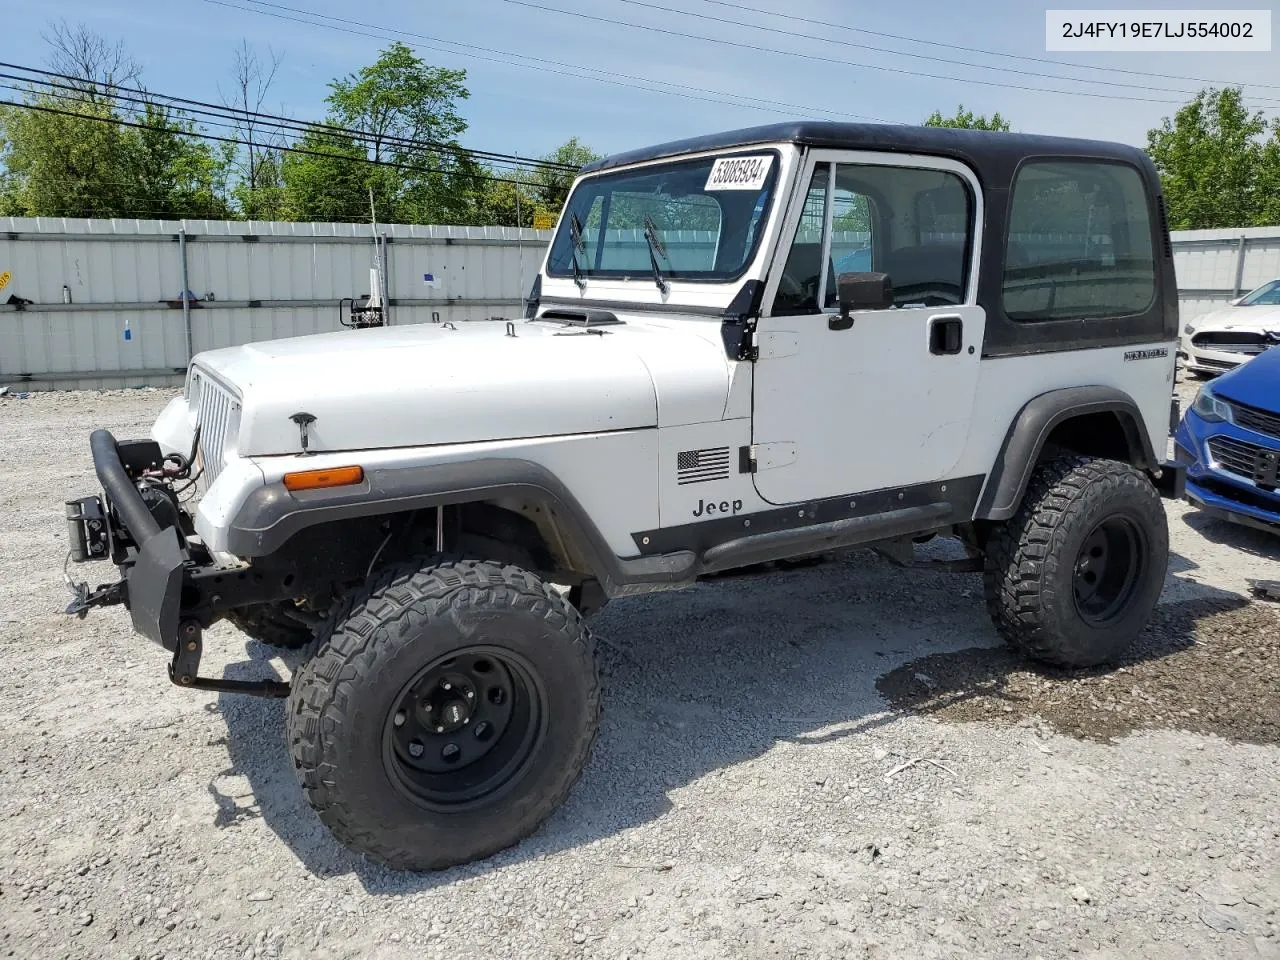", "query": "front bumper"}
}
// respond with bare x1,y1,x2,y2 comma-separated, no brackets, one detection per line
76,430,188,649
66,430,289,697
1174,411,1280,534
1181,343,1250,376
